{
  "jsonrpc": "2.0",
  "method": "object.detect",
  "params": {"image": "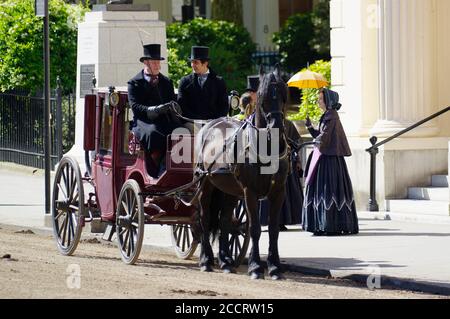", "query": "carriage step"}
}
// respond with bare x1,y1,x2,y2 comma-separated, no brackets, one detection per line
147,216,193,223
102,224,115,242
